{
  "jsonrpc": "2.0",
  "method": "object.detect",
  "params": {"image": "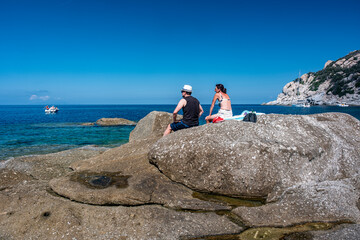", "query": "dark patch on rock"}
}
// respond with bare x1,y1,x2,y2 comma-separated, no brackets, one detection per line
192,192,265,208
316,116,333,122
89,176,111,188
42,211,51,218
70,171,131,189
7,211,14,216
283,232,313,240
